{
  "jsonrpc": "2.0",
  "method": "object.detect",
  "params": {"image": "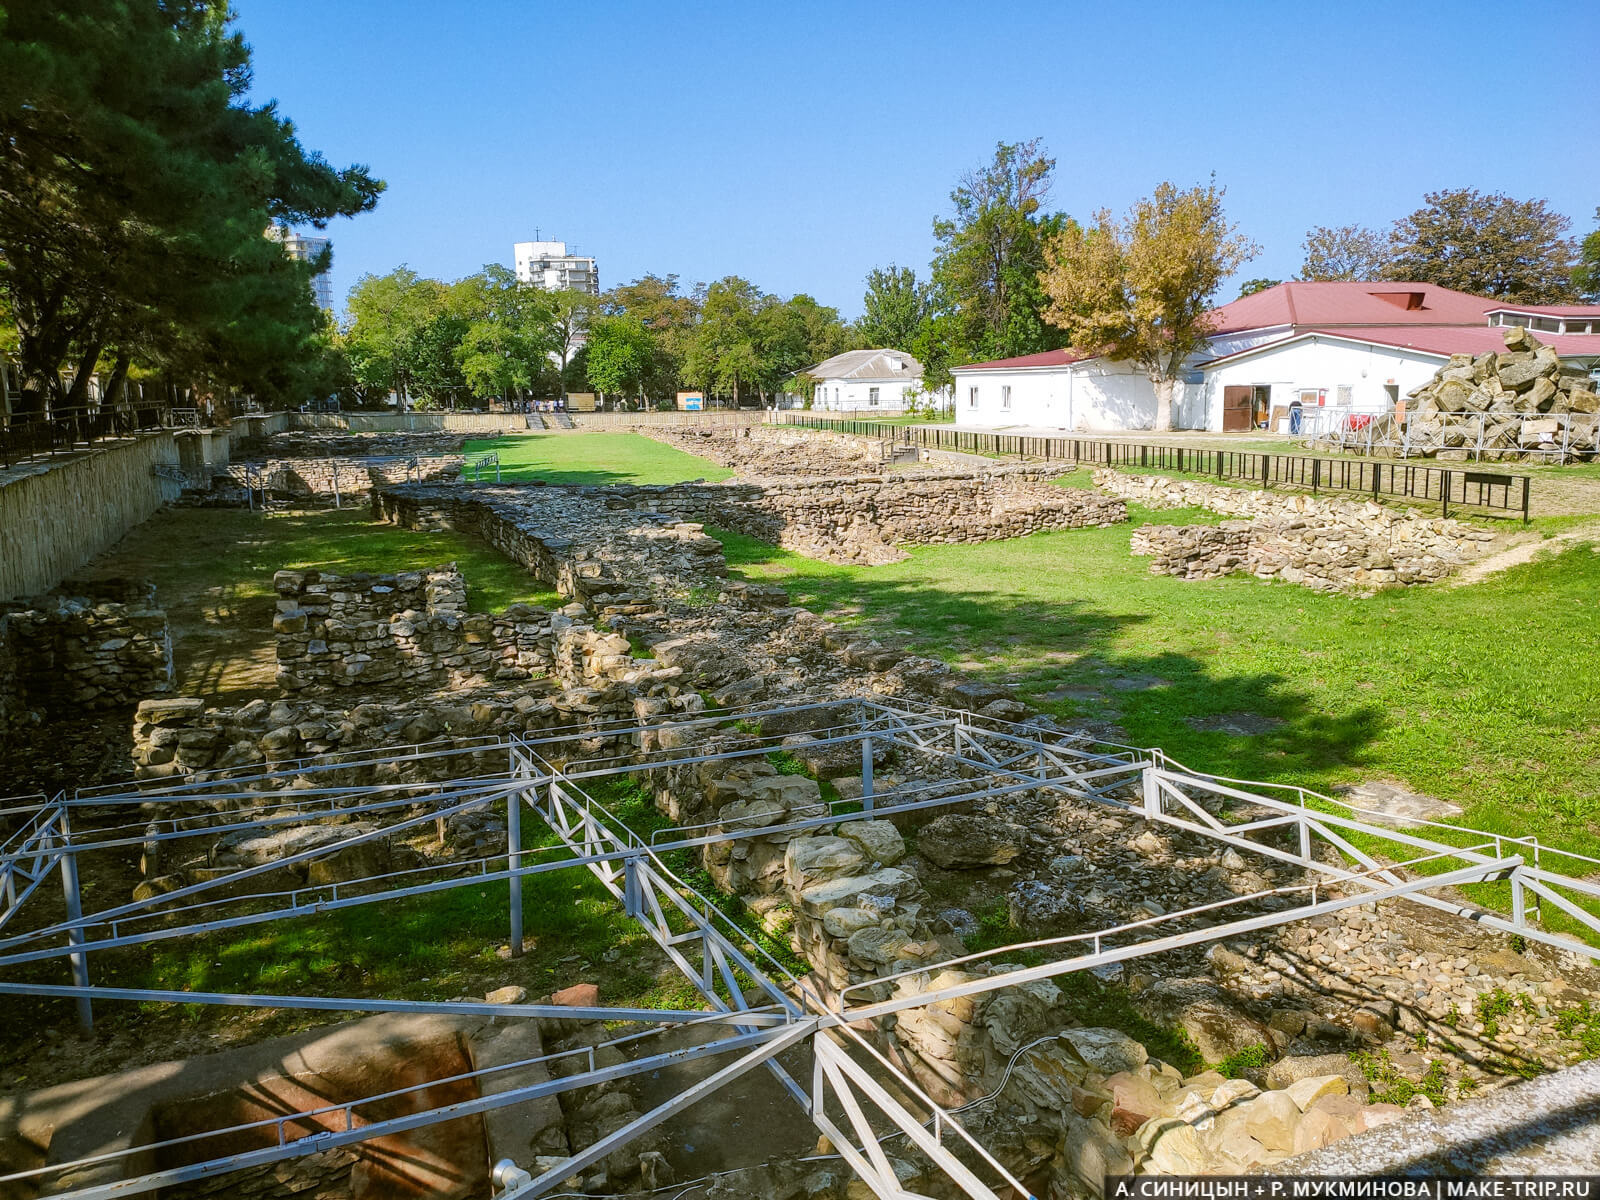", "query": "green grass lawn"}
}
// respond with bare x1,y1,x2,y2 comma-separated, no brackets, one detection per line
712,509,1600,862
463,431,733,486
